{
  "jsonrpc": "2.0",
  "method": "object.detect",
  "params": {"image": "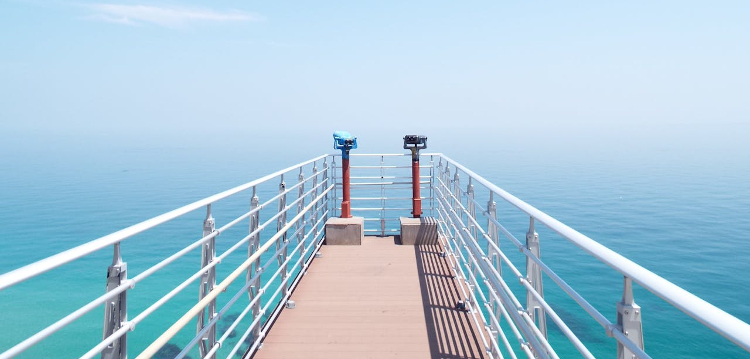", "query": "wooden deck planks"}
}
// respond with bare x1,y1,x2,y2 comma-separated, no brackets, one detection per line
251,236,488,359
